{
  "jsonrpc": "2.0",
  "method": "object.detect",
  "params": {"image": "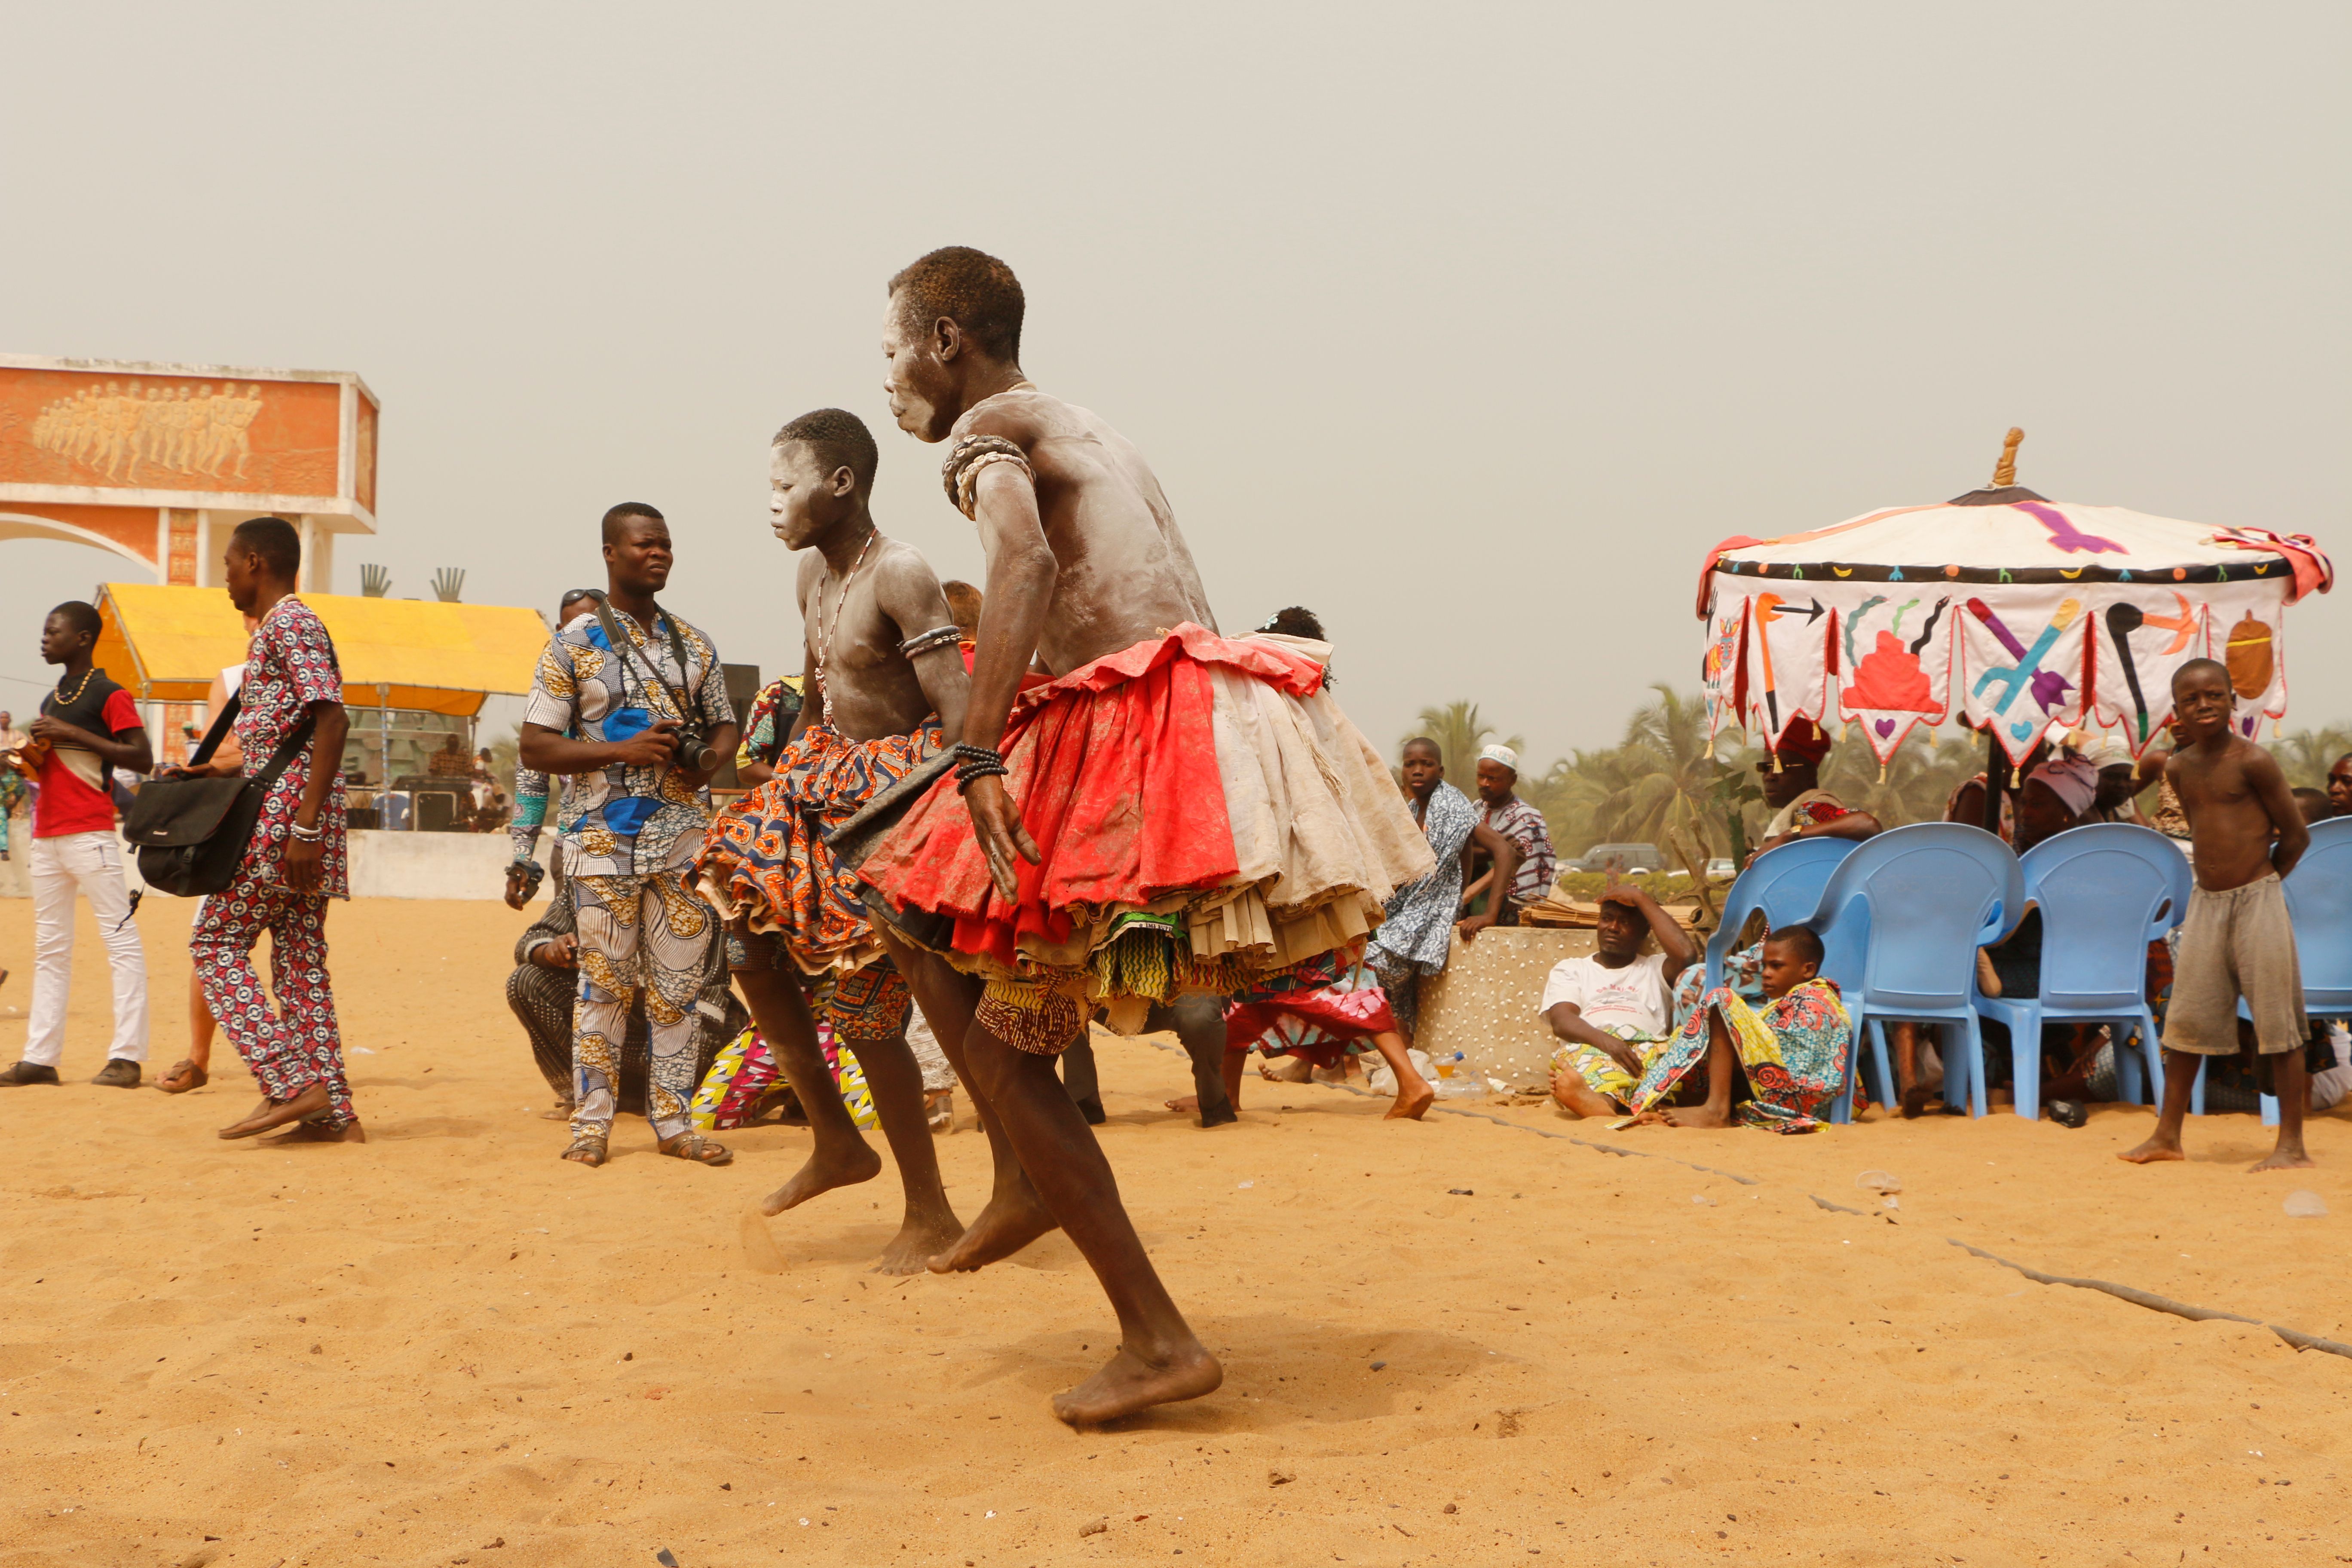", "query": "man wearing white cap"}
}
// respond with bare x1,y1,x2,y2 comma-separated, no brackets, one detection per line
1464,744,1557,931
